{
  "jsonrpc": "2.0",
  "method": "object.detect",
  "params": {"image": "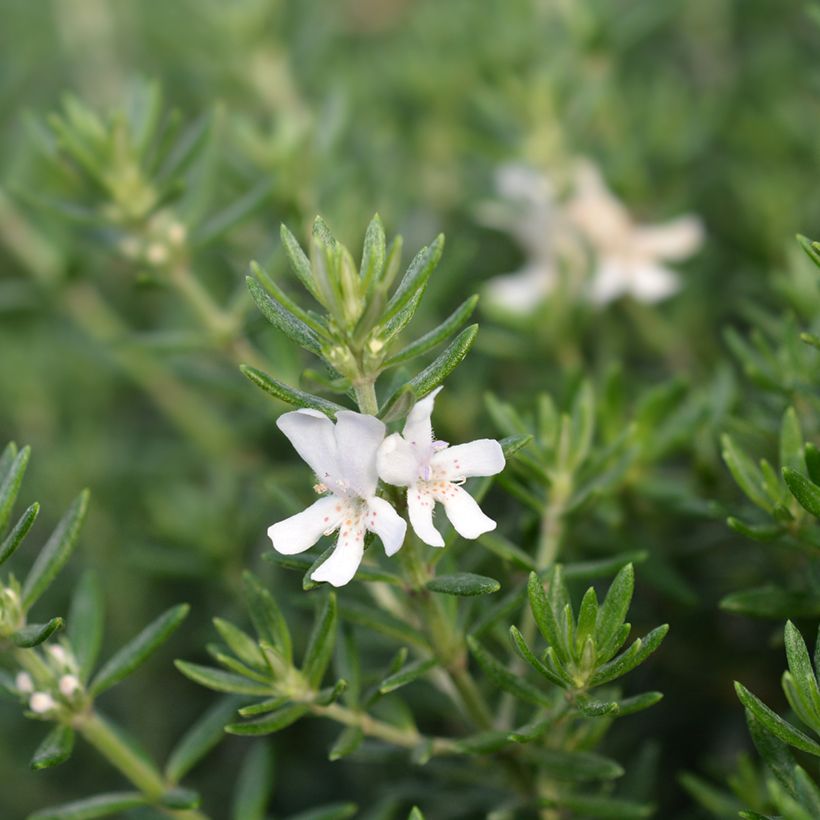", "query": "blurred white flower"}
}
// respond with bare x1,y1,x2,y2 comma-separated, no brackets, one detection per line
480,163,562,313
268,409,406,587
566,161,704,305
15,672,33,694
59,674,81,698
377,388,505,547
29,692,56,714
